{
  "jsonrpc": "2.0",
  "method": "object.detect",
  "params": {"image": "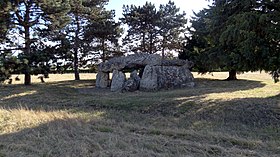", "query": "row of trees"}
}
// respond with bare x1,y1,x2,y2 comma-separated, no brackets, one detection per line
121,1,187,57
0,0,188,85
0,0,119,84
179,0,280,81
1,0,279,85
